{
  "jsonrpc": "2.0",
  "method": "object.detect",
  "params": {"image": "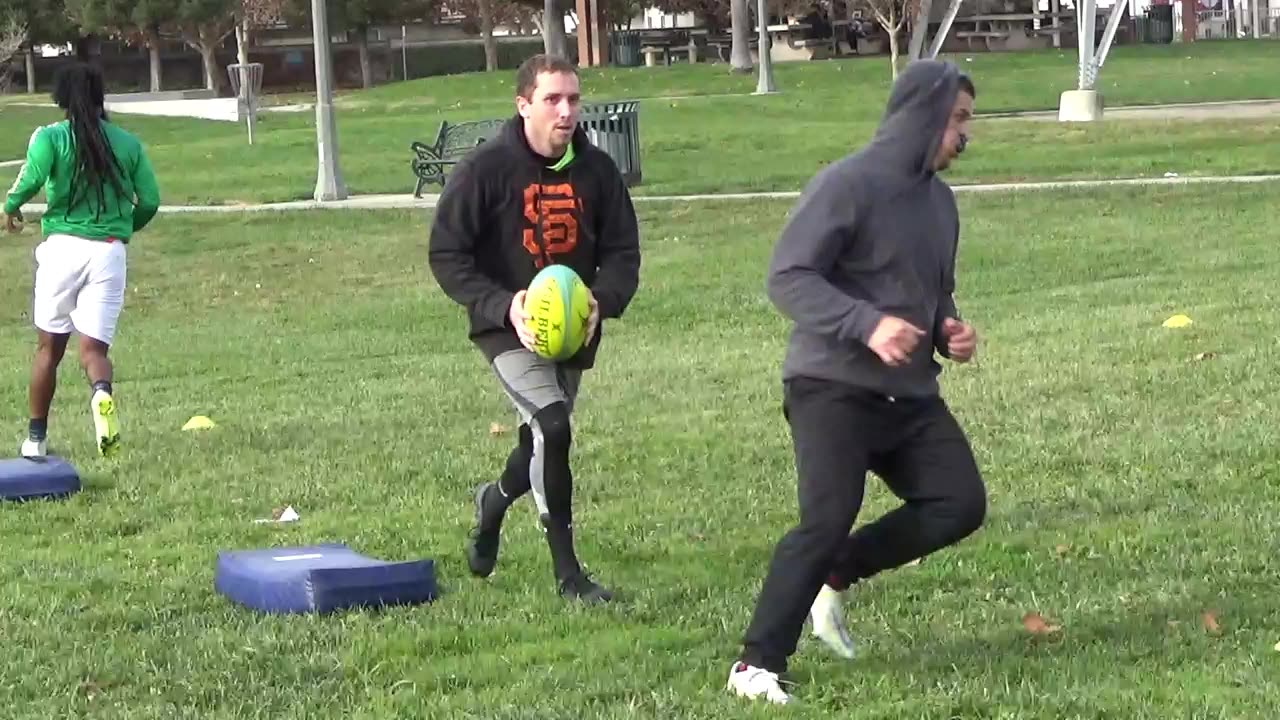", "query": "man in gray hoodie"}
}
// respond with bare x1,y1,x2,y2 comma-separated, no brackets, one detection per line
727,60,986,705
